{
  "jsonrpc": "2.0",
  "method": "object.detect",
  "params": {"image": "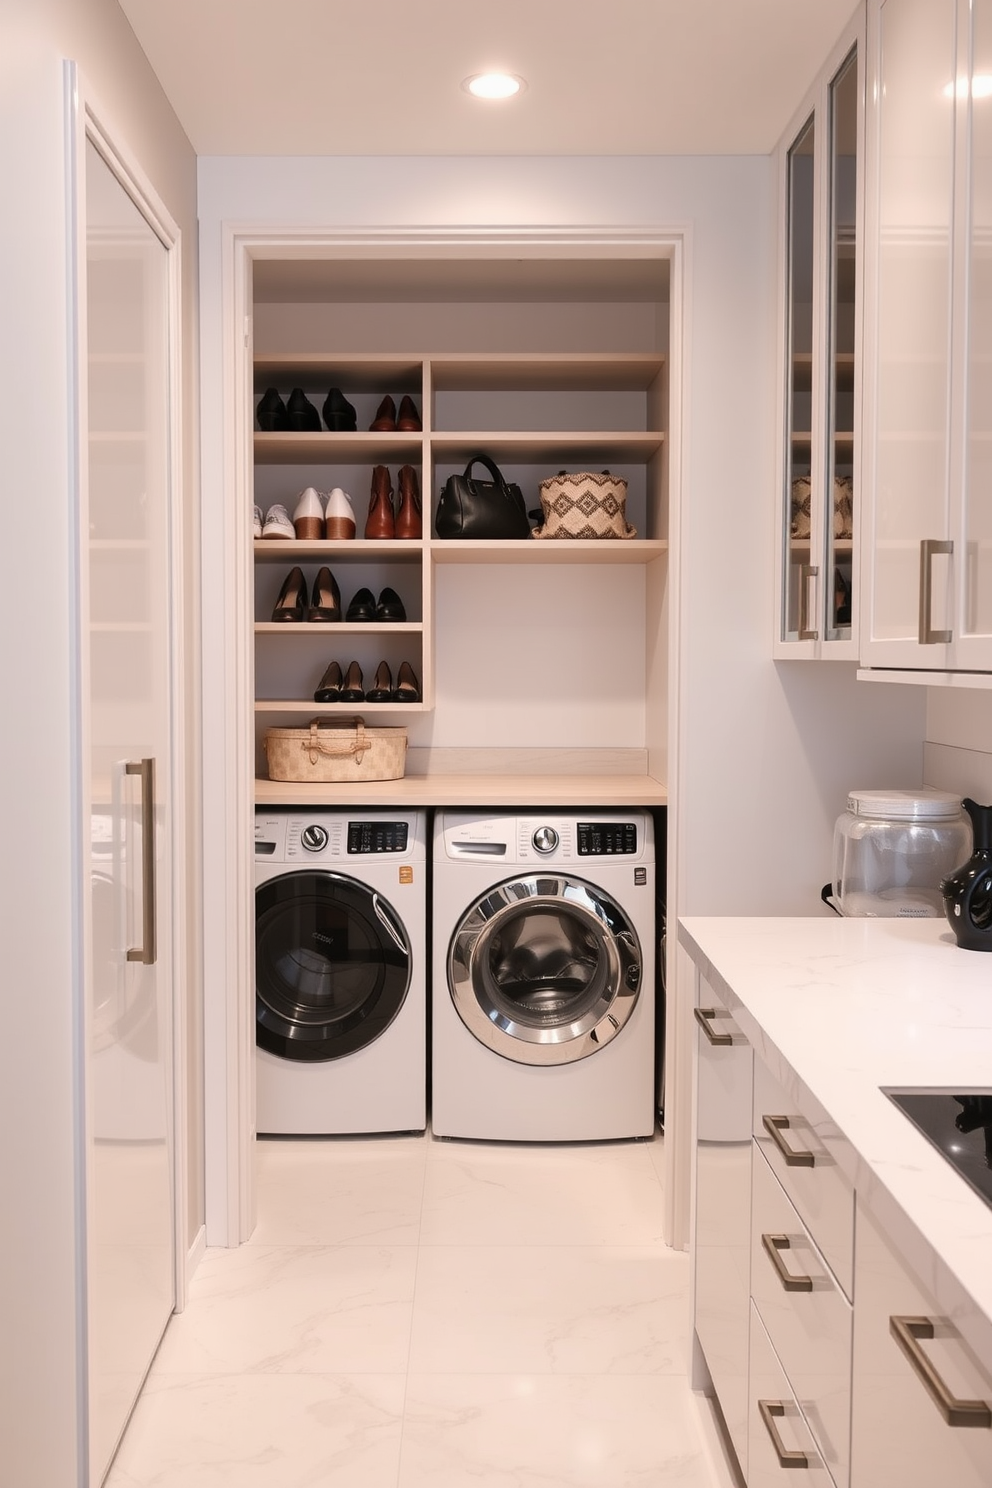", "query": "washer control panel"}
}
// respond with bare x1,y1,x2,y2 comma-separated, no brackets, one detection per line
576,821,638,856
347,821,409,855
300,823,329,852
532,826,560,855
